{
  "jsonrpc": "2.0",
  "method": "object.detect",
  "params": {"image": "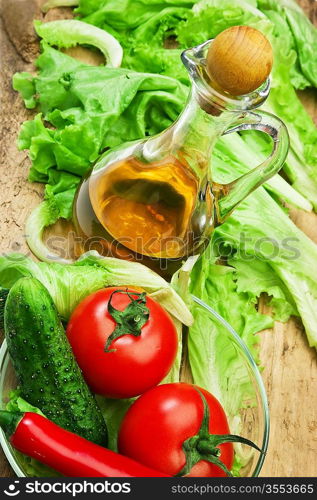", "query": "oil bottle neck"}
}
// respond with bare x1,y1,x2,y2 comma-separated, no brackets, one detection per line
171,87,236,168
